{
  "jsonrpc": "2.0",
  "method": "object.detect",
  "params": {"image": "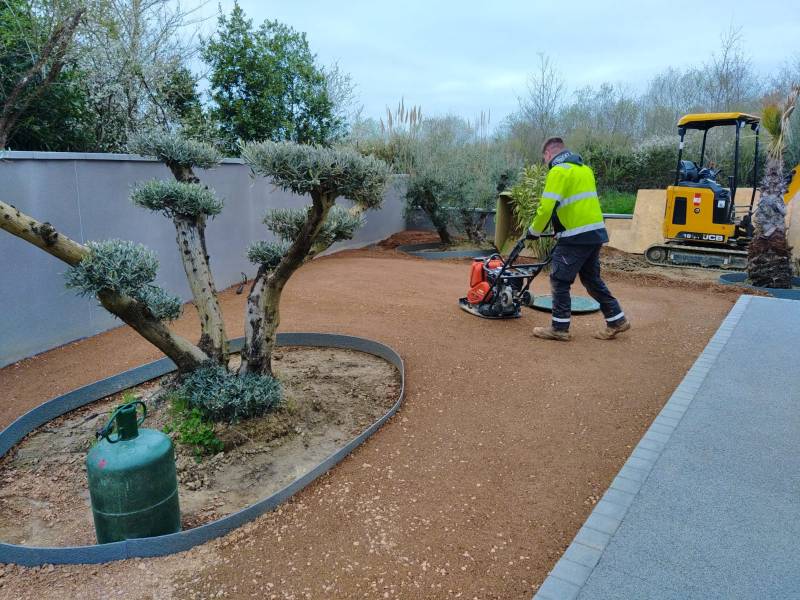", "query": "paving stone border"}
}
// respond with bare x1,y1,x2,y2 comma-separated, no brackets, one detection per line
0,333,405,566
531,295,753,600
